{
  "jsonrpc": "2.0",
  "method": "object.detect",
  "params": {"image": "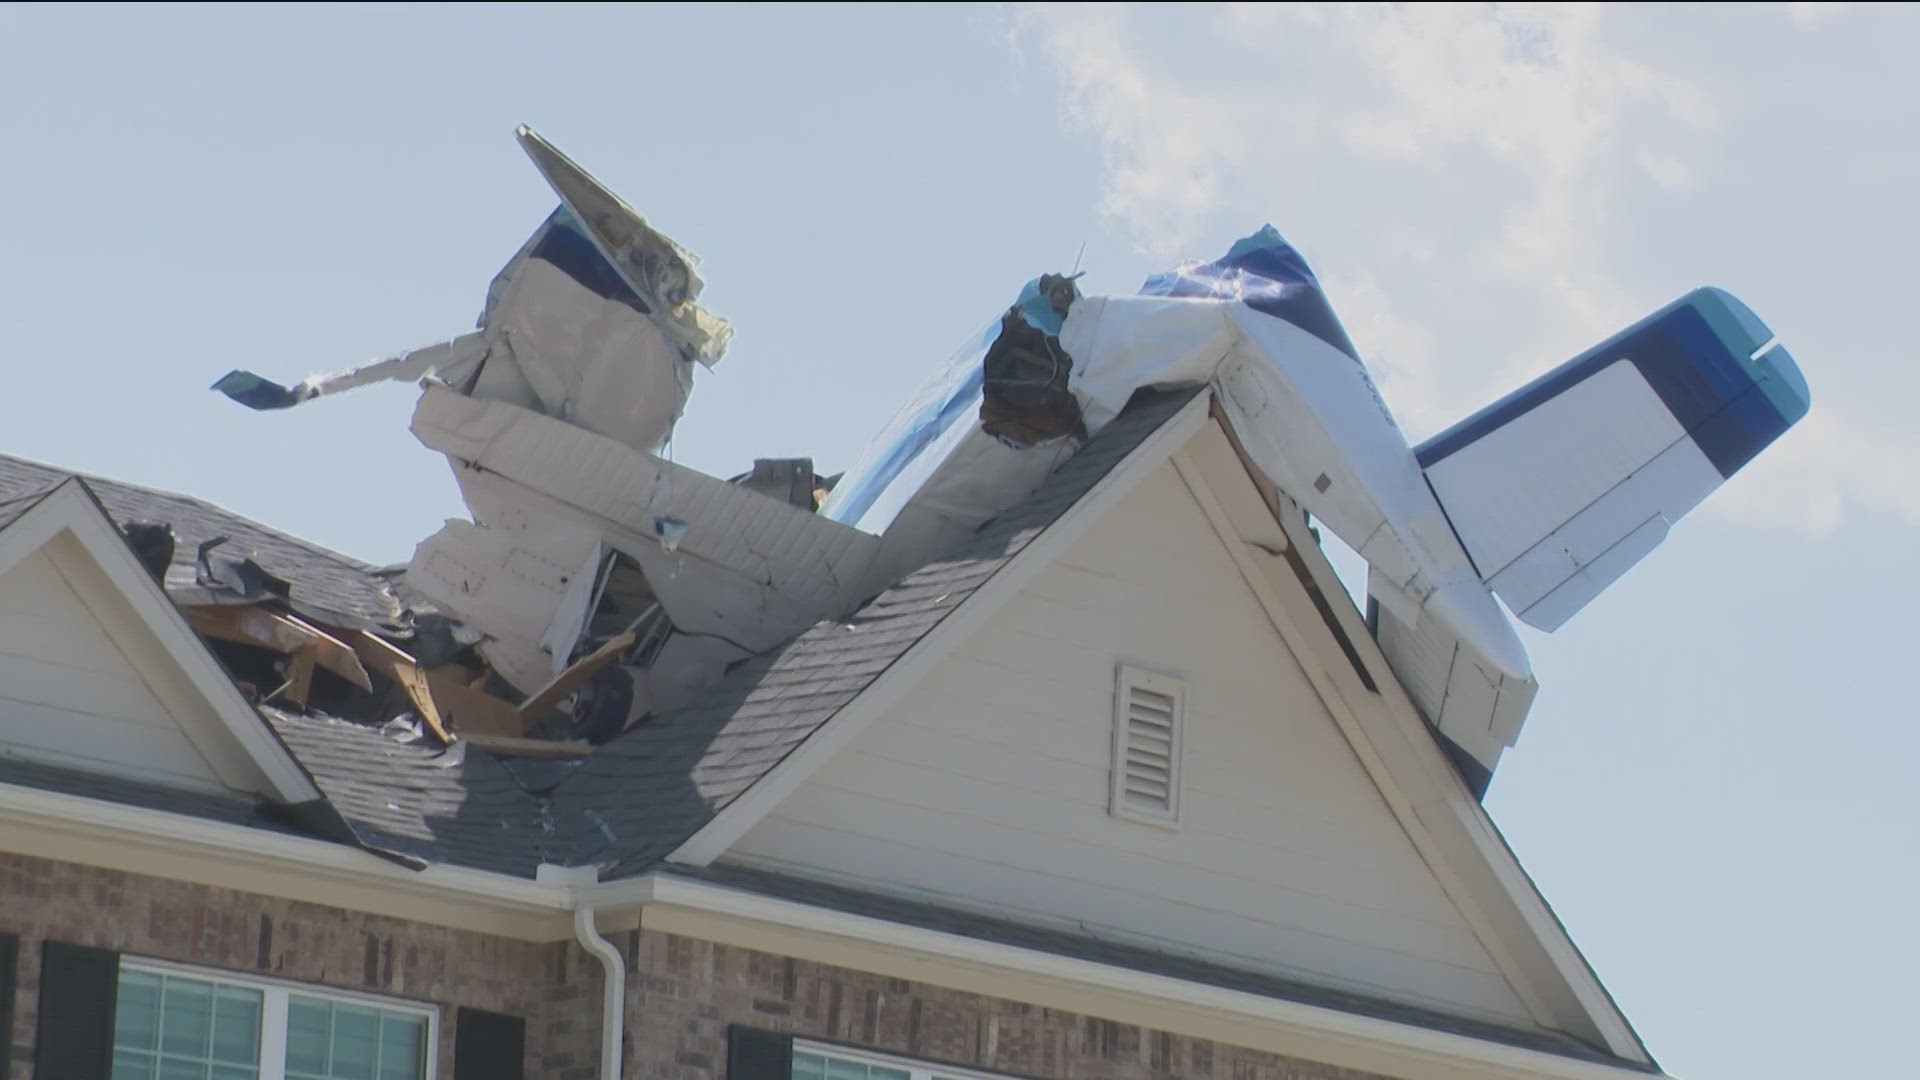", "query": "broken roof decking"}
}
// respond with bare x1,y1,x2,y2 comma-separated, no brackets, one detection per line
0,387,1204,879
0,389,1656,1069
0,455,403,629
